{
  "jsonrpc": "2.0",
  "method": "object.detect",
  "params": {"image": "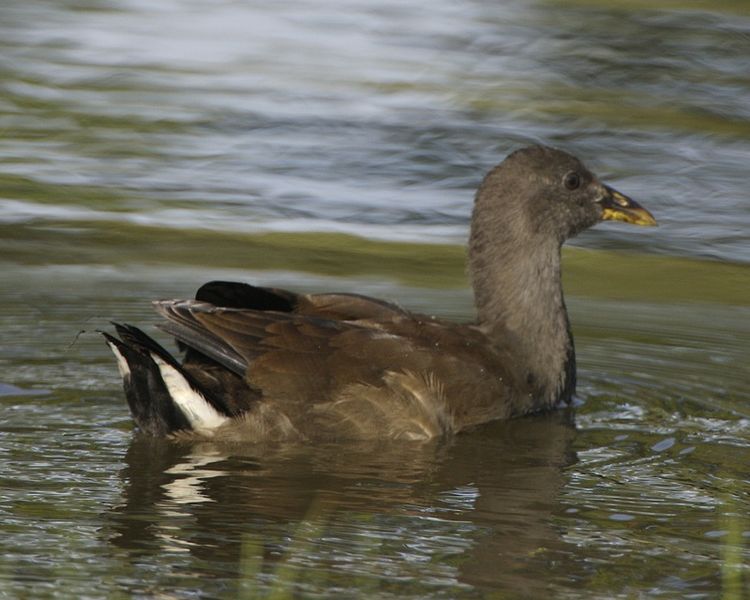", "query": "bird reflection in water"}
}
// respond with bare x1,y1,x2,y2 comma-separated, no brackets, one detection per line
105,409,577,596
